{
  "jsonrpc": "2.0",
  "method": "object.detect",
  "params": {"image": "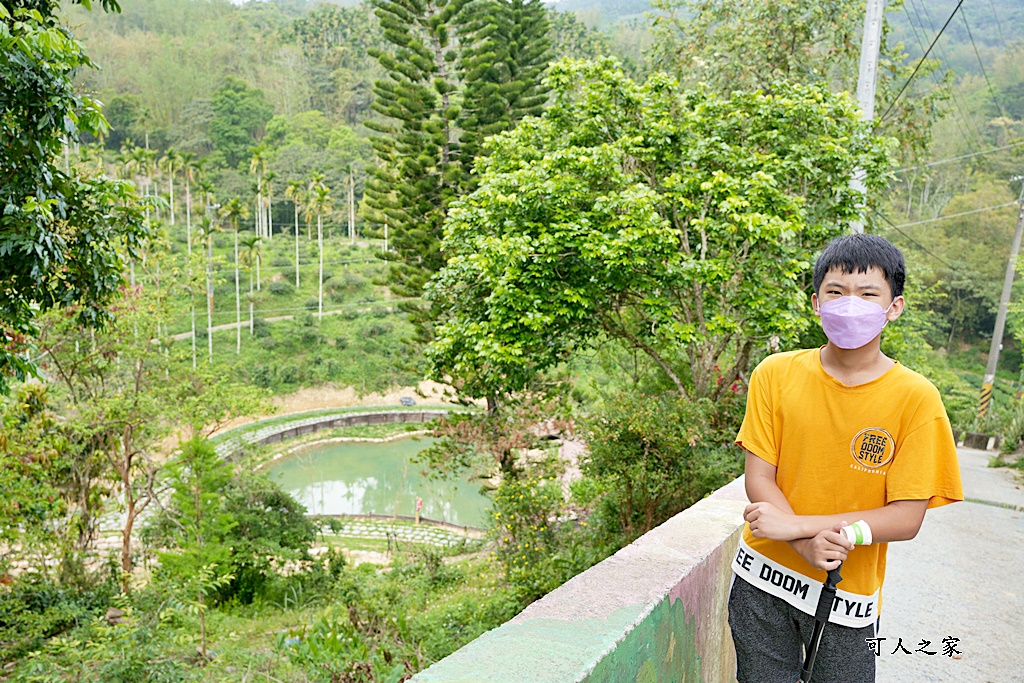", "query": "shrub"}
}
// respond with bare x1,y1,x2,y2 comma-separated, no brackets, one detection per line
278,364,300,384
251,364,273,388
489,475,564,601
270,256,292,268
581,392,744,541
252,317,271,338
365,322,392,338
303,298,319,311
342,271,366,289
335,337,349,350
0,574,117,661
268,281,293,296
